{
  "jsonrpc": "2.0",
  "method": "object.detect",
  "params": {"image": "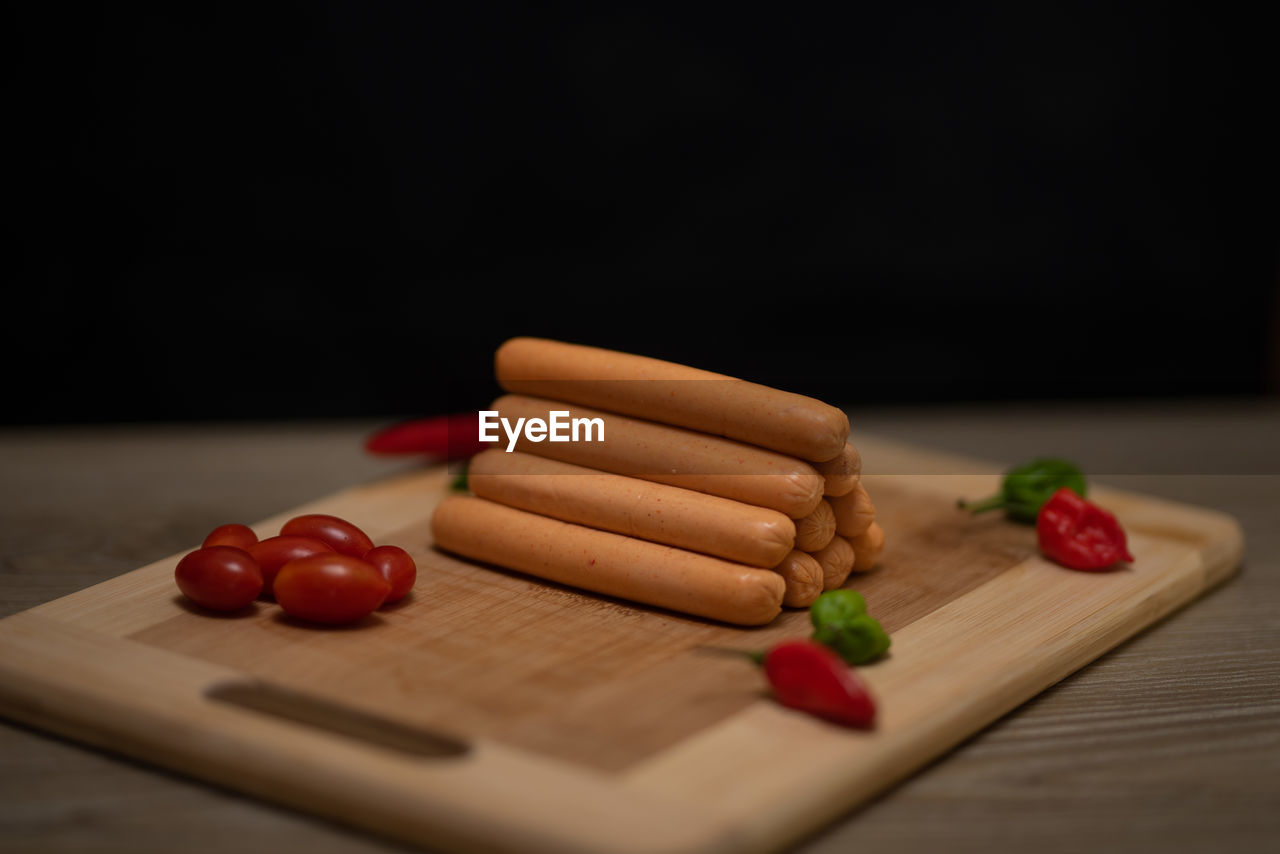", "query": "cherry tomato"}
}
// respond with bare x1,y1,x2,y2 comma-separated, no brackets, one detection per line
249,535,335,595
280,513,374,558
273,554,390,625
363,545,417,604
202,523,258,551
174,546,263,612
